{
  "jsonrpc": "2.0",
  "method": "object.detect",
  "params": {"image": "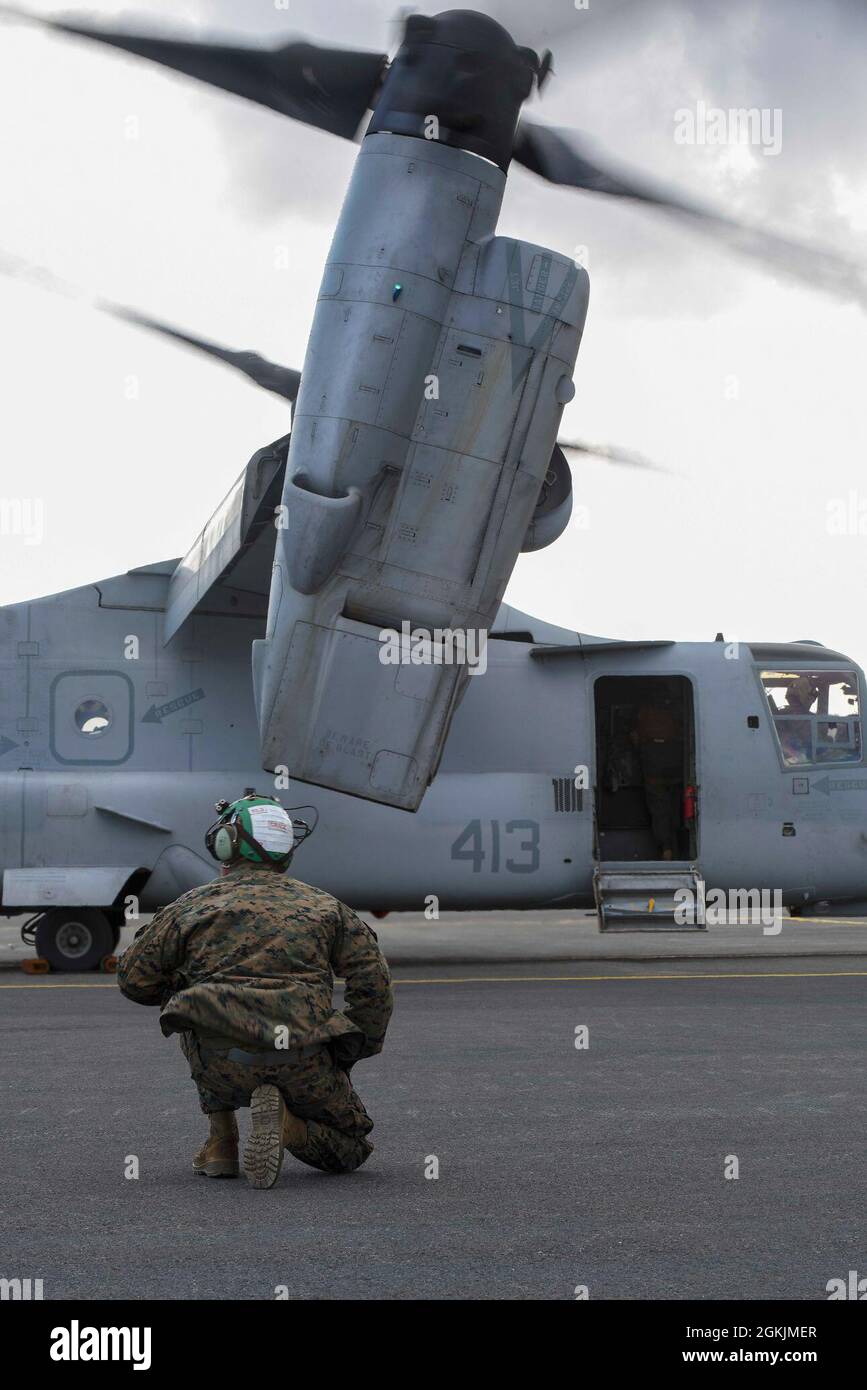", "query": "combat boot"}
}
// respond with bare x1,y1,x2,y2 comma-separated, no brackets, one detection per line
283,1106,309,1154
244,1085,308,1189
192,1110,239,1178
